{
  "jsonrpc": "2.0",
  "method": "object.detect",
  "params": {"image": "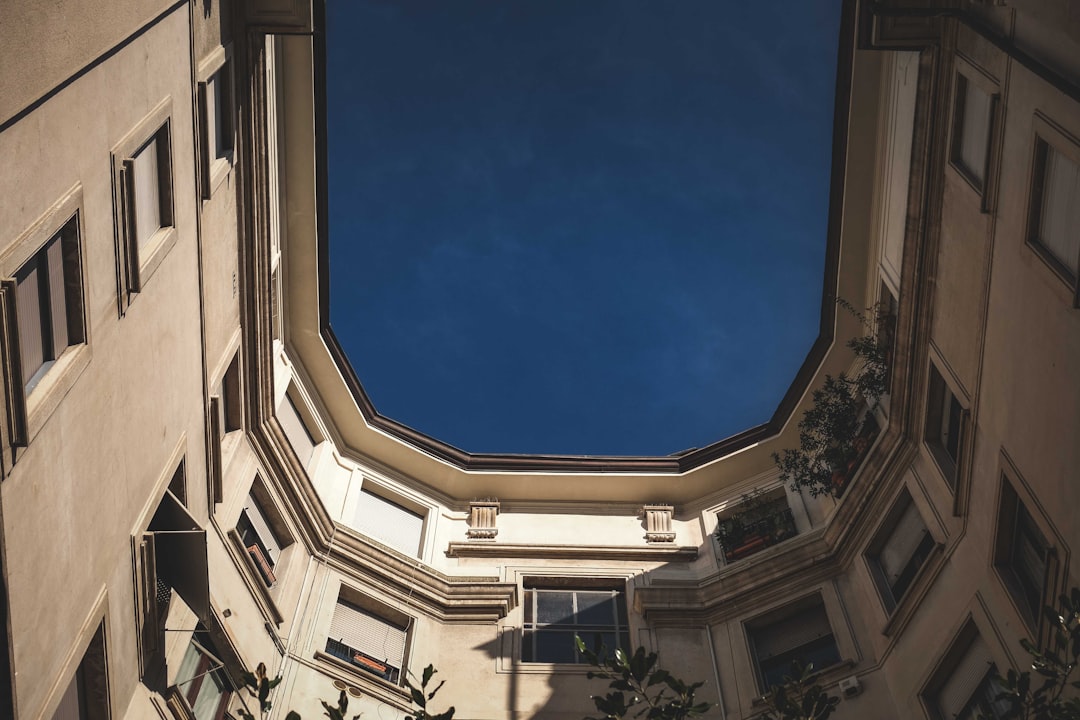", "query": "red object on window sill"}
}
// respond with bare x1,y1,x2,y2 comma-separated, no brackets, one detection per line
354,655,388,673
246,544,277,586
